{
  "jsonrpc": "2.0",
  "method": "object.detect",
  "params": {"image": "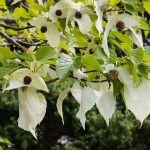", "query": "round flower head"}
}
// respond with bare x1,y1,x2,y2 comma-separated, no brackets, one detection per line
102,13,143,56
29,18,60,47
